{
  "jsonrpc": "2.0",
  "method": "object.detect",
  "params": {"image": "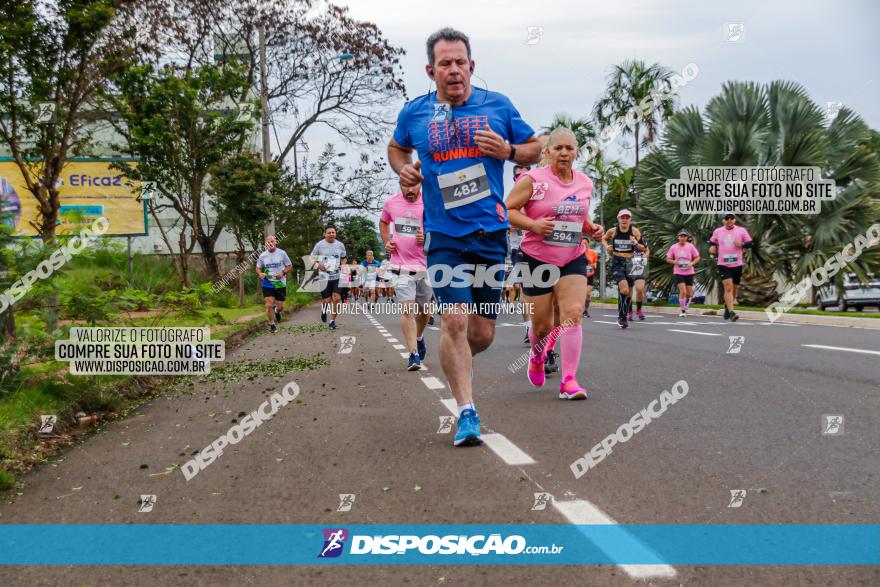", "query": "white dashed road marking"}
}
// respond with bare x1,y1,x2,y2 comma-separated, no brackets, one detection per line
553,500,677,579
420,376,445,390
481,433,535,465
667,329,721,337
802,344,880,356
